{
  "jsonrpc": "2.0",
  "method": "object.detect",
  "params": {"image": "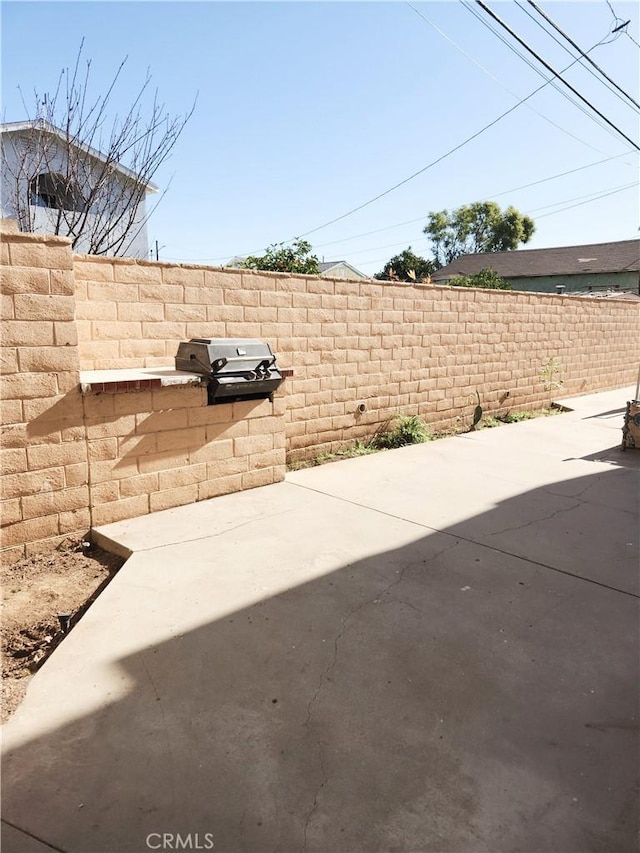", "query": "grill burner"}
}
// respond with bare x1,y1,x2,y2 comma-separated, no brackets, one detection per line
175,338,285,405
